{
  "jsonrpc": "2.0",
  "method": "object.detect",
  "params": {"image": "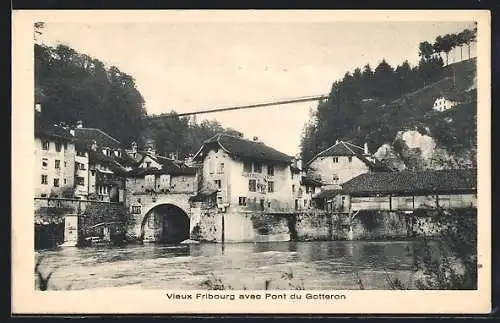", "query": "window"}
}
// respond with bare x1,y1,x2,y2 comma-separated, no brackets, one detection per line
268,181,274,193
304,199,307,207
267,165,274,176
64,178,67,185
145,161,151,168
208,159,215,174
217,162,225,174
249,179,257,192
77,150,86,157
243,161,252,173
42,158,48,168
260,199,265,211
332,174,339,184
79,163,85,170
91,170,96,176
238,197,247,206
54,160,60,169
42,141,49,150
254,162,262,173
305,186,310,194
214,180,222,190
333,157,339,163
40,194,47,198
348,156,353,163
41,175,48,185
217,196,223,205
53,178,60,187
76,176,85,186
64,161,67,168
295,199,299,210
292,184,295,193
131,205,142,214
55,143,62,152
